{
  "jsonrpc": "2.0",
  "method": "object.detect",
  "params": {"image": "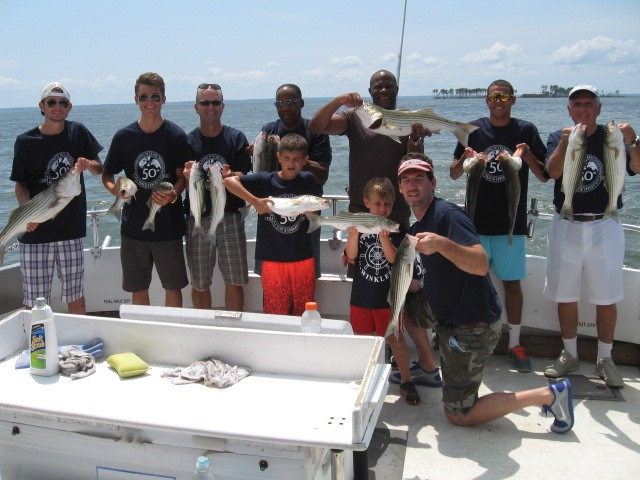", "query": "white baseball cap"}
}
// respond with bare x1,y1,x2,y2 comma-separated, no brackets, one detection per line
40,82,70,101
568,84,598,99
